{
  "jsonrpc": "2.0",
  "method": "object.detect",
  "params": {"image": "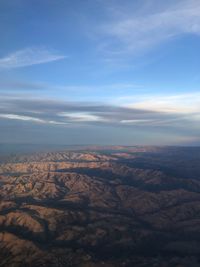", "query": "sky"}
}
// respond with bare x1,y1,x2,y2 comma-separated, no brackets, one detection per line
0,0,200,146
